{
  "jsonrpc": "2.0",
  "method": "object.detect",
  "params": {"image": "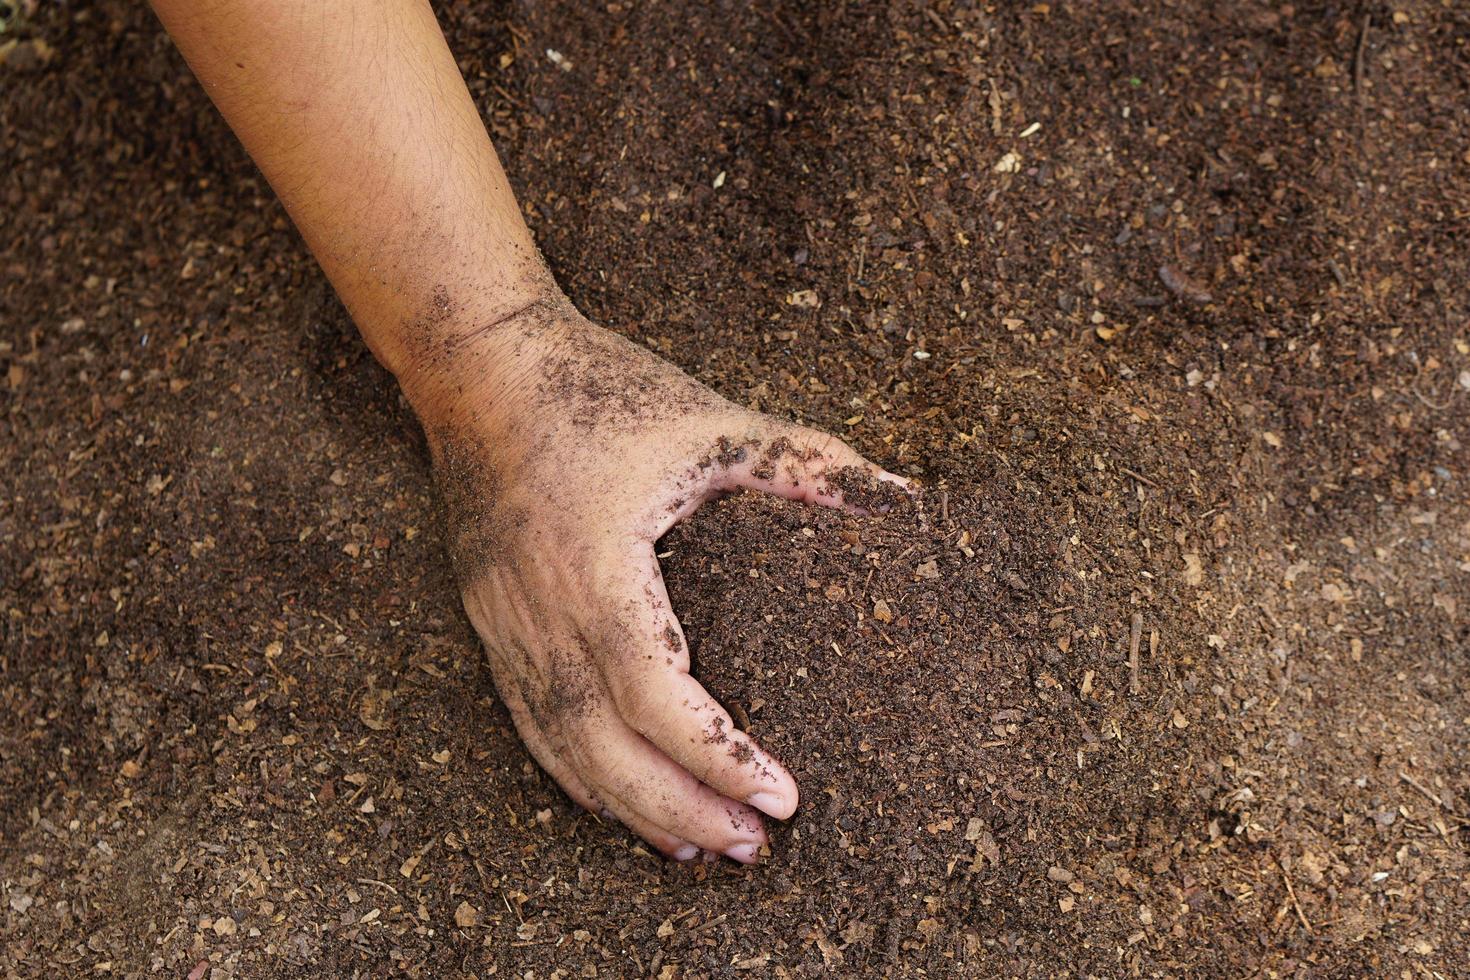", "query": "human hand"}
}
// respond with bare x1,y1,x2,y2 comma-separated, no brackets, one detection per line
407,293,908,863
